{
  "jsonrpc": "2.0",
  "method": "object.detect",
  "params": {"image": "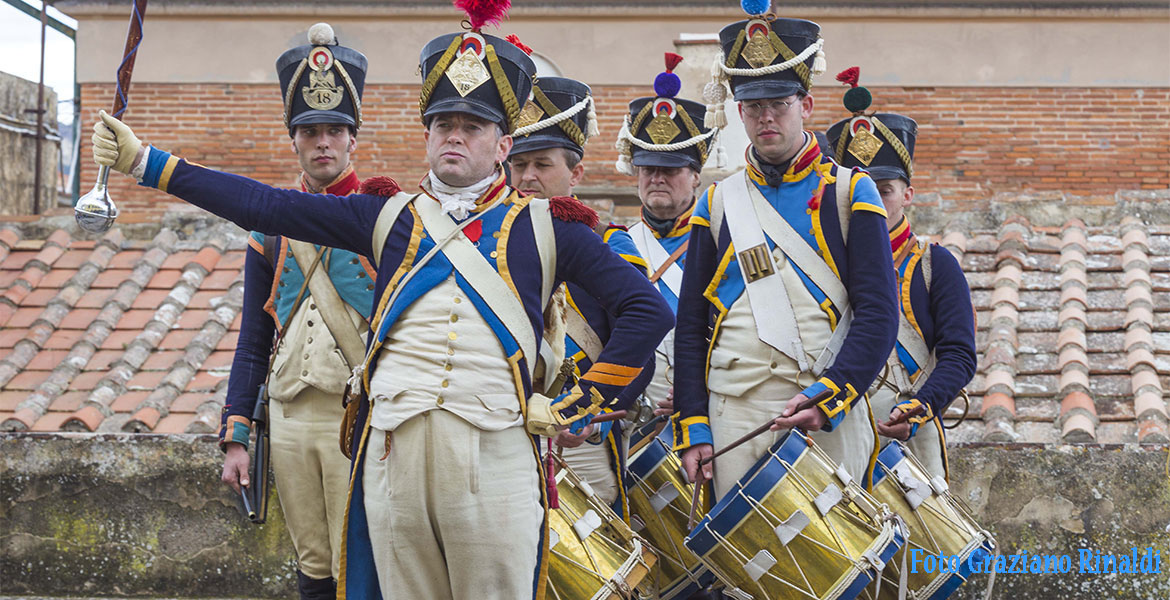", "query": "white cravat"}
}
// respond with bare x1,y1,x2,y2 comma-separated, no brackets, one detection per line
427,171,498,220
